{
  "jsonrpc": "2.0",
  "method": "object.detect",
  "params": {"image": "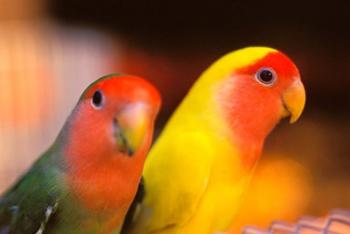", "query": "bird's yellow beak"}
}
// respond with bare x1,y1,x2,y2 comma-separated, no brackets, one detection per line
114,104,149,156
282,79,306,123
